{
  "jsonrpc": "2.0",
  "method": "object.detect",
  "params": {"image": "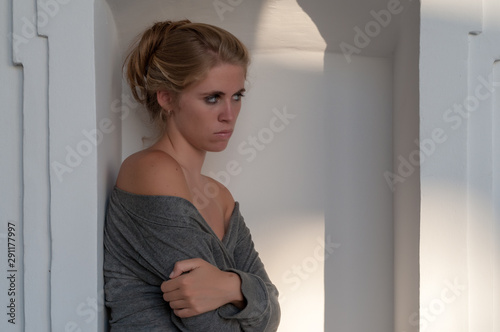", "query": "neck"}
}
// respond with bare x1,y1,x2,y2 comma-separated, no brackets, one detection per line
152,128,206,181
